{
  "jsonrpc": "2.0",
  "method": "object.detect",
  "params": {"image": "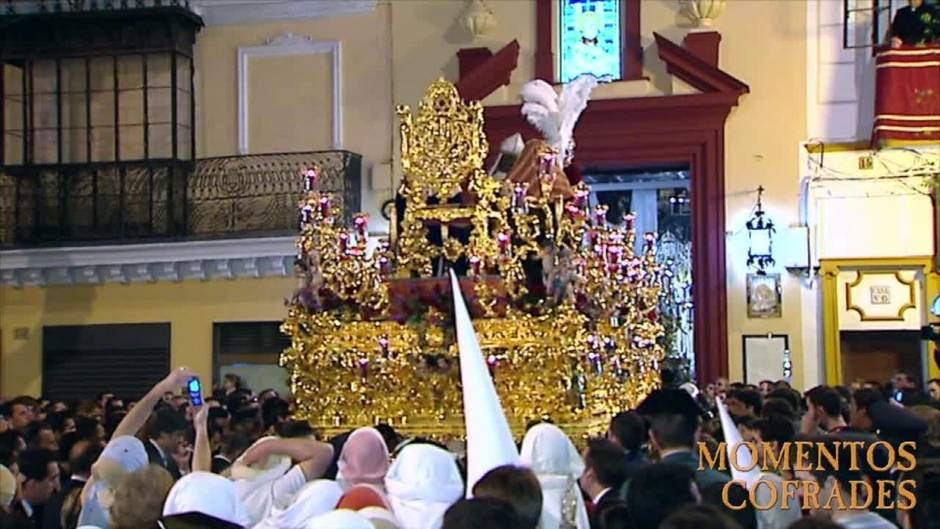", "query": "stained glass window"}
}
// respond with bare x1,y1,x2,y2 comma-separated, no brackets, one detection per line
559,0,622,82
